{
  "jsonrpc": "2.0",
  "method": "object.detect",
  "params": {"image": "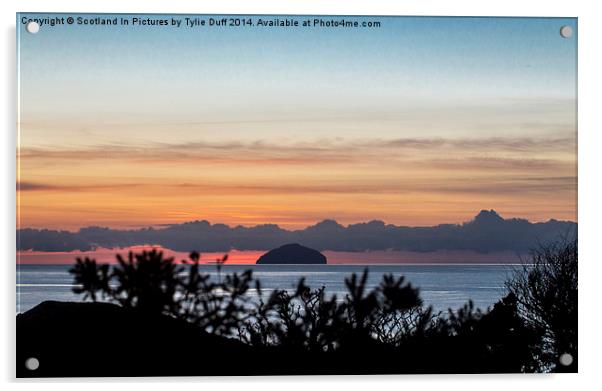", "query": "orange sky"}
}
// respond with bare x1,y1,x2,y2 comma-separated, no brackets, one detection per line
16,135,577,230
